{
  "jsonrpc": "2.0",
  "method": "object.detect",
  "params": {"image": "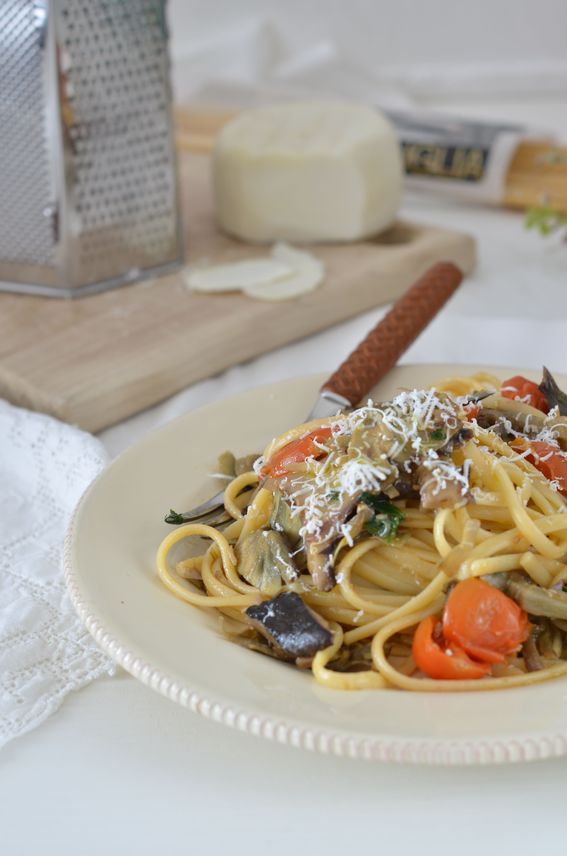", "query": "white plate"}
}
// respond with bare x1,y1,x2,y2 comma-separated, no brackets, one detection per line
64,364,567,766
